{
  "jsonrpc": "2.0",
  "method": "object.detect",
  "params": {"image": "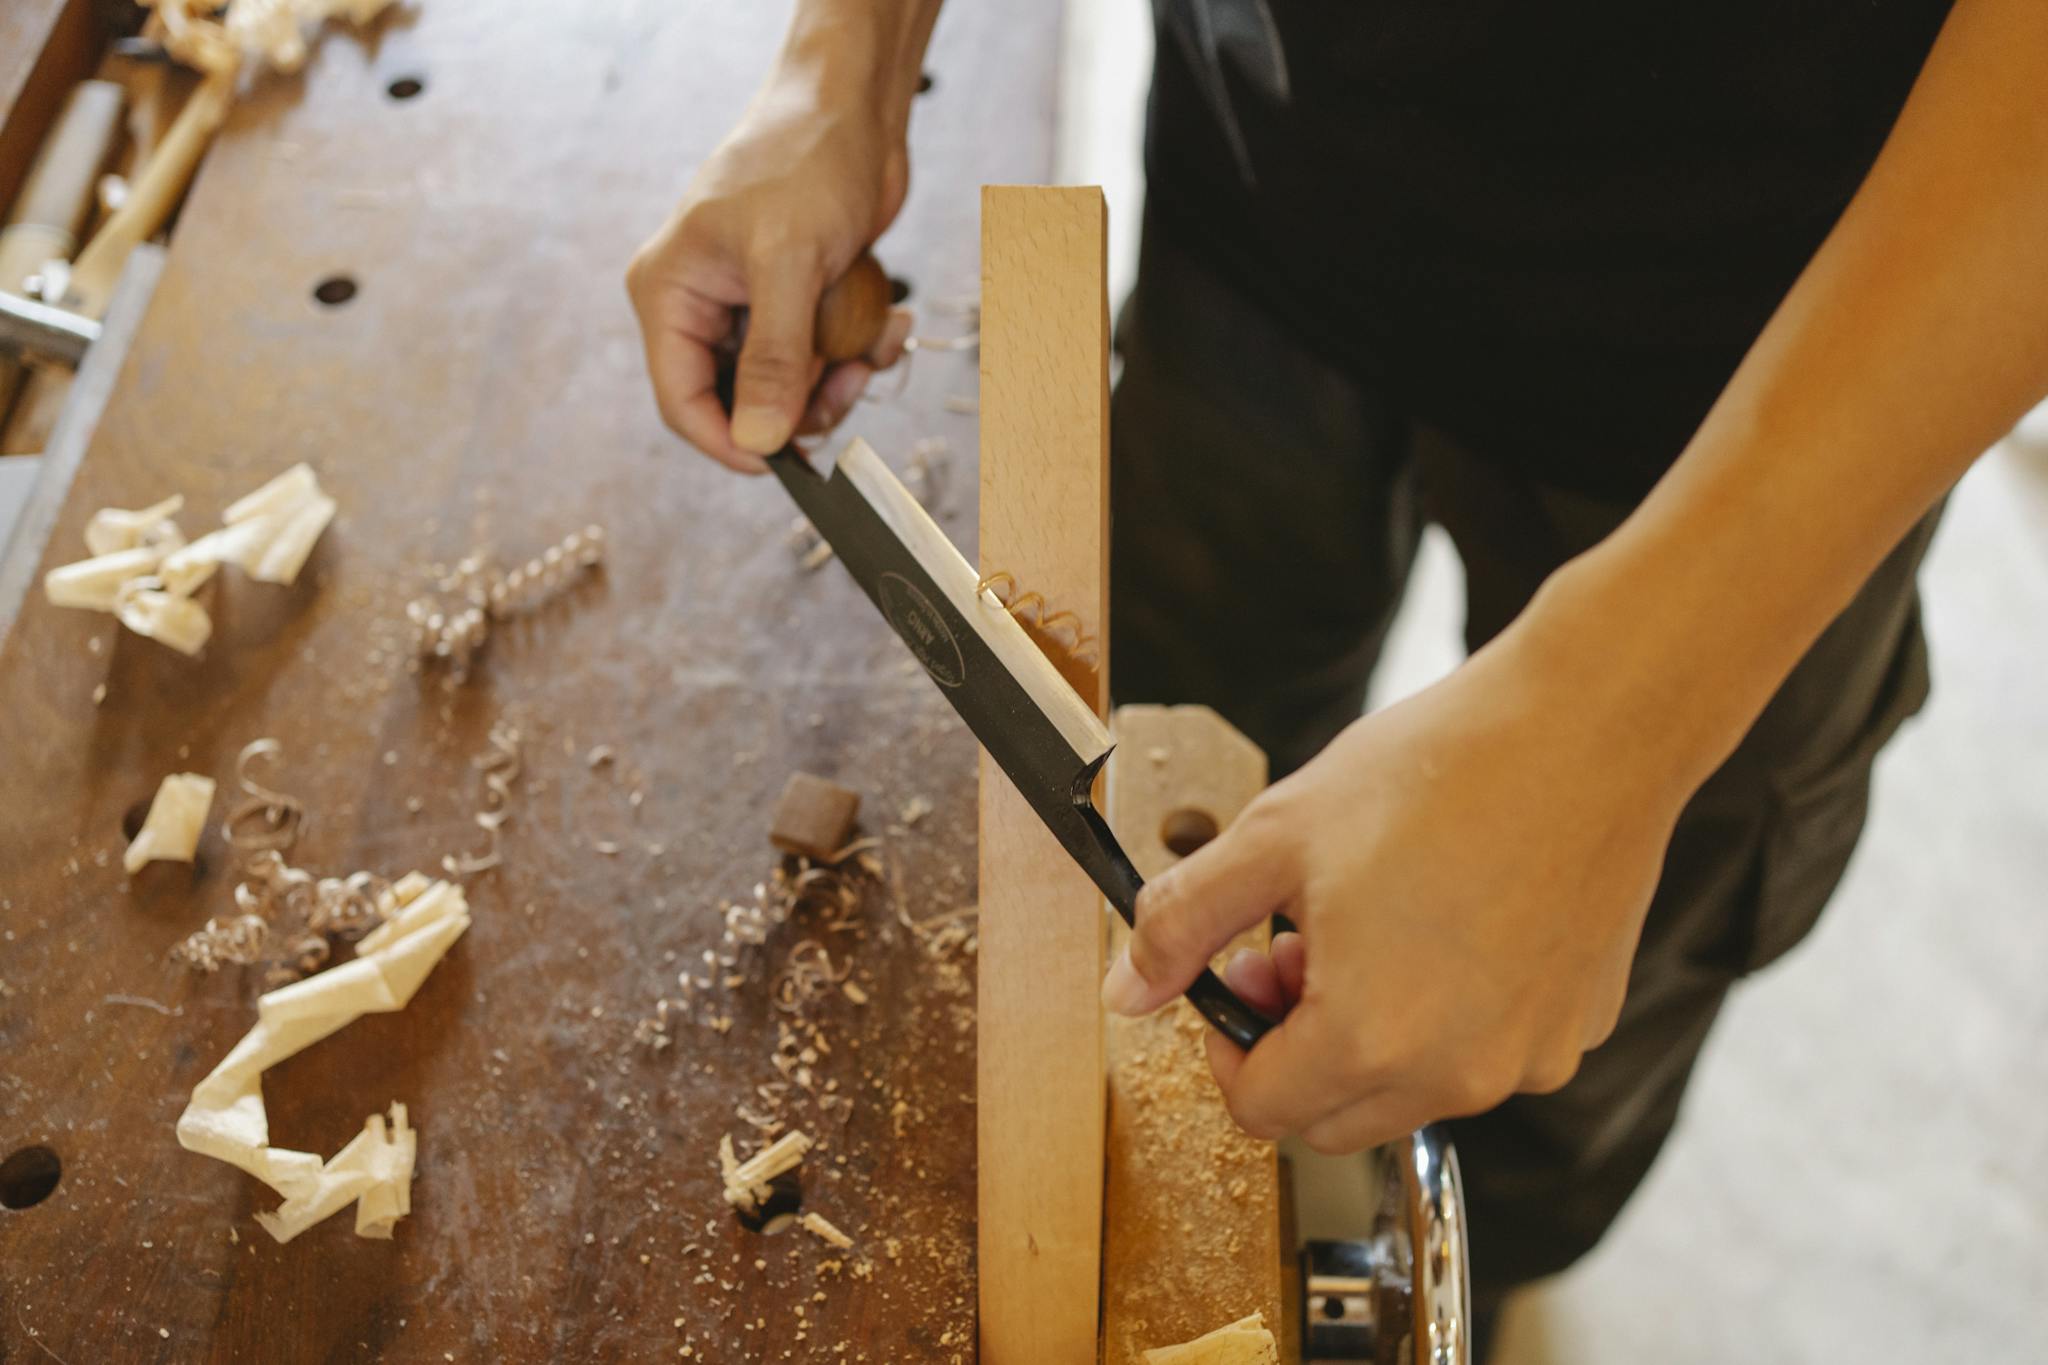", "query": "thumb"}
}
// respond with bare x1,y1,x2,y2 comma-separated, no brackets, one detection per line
731,259,824,455
1103,816,1298,1017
